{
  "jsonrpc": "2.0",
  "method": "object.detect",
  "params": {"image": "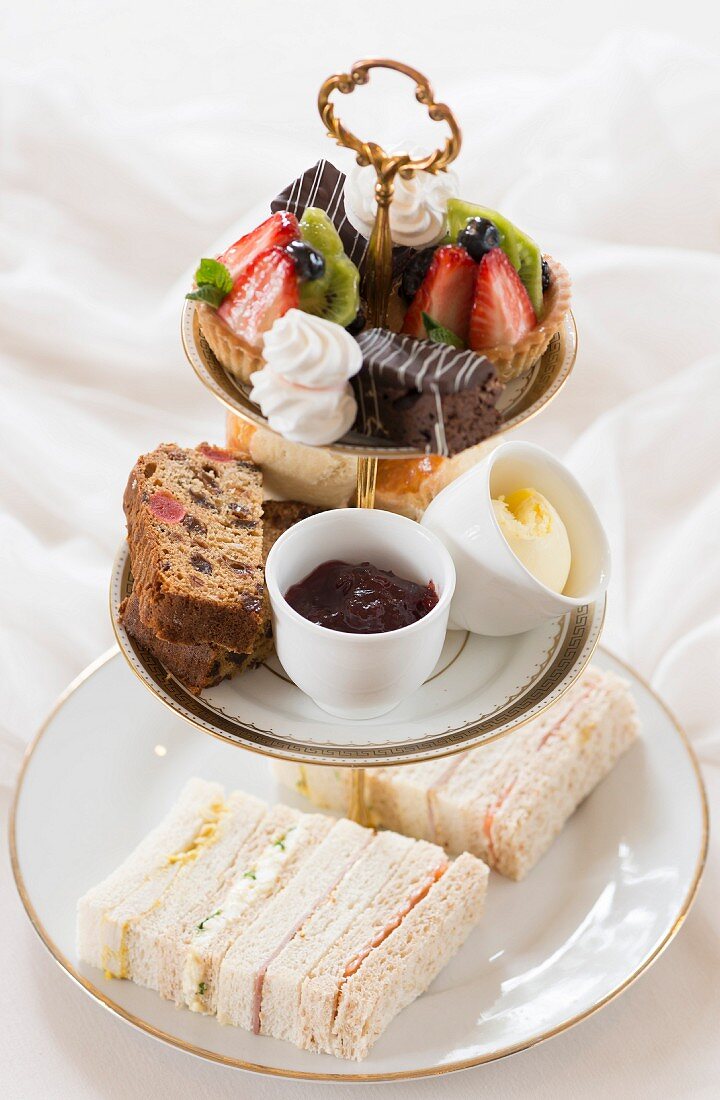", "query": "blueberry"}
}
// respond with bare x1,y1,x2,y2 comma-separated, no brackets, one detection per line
541,258,551,292
286,241,325,282
457,218,500,262
400,247,436,304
